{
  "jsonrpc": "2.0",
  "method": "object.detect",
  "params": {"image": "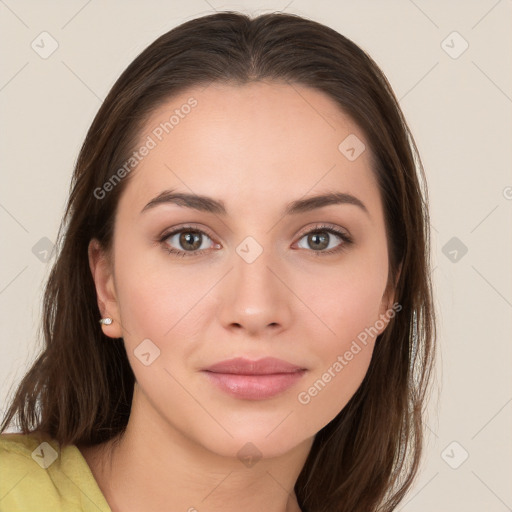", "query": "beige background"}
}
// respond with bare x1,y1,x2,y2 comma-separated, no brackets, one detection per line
1,1,511,510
